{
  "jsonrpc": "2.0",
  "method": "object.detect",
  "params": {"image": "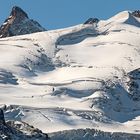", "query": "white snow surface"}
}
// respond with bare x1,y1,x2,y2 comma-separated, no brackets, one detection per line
1,11,140,134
